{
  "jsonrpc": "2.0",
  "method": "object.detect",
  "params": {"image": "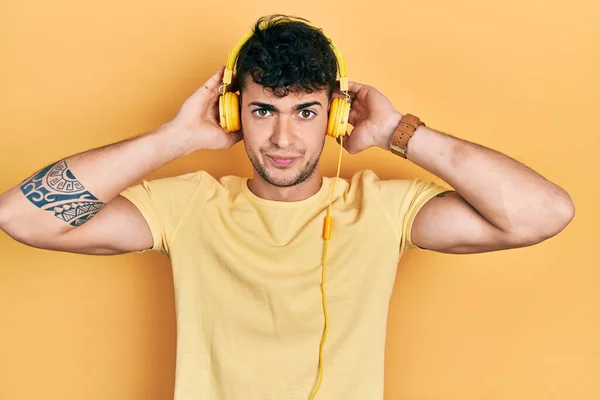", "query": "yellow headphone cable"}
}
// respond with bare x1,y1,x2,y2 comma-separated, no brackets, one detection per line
217,16,351,398
310,134,345,399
